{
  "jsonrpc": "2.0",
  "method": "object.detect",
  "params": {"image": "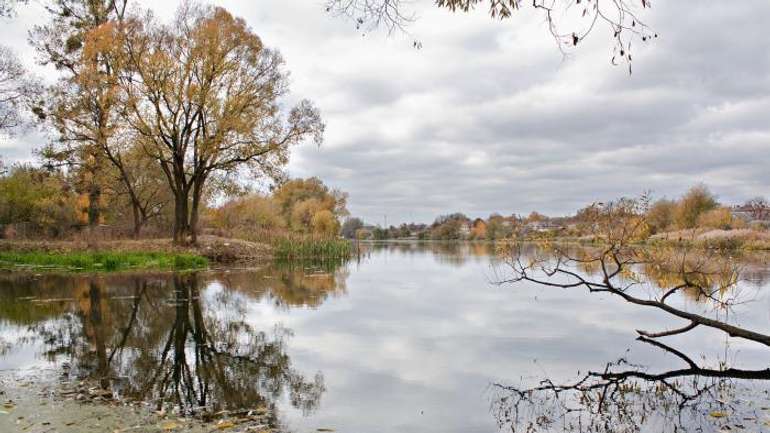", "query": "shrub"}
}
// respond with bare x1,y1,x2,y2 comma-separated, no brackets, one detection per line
697,207,735,230
674,184,718,229
646,199,676,234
